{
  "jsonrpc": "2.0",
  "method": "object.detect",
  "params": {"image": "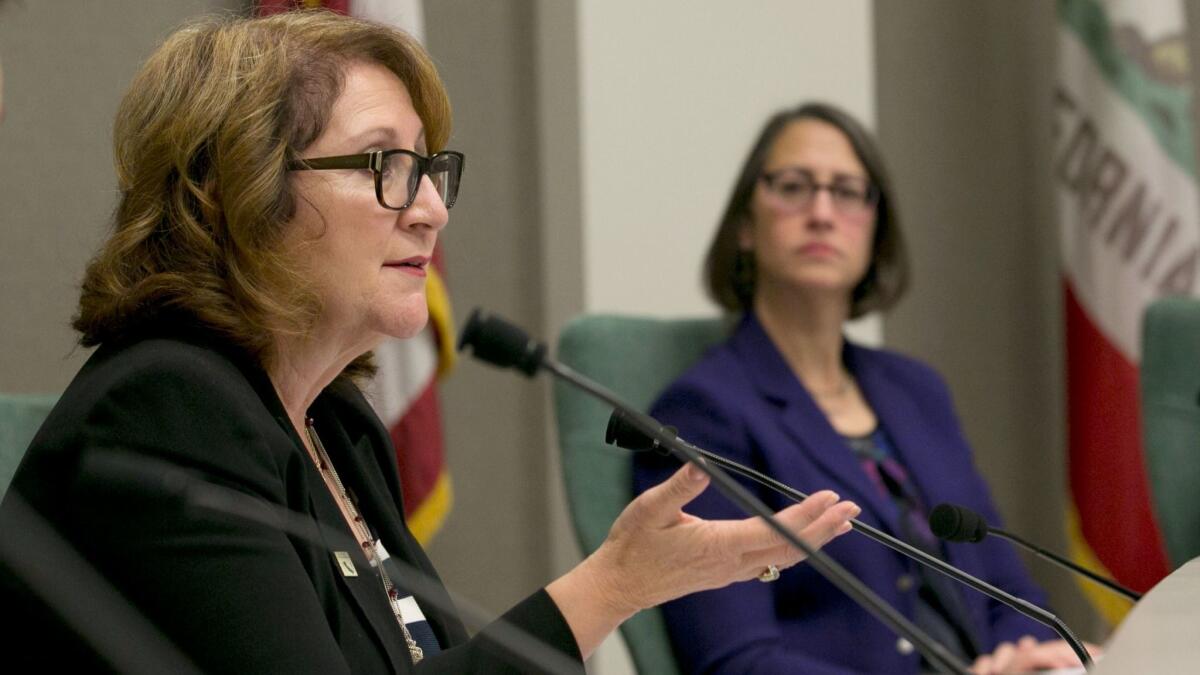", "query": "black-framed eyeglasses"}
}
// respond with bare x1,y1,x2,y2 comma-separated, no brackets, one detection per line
287,149,465,210
760,168,878,217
